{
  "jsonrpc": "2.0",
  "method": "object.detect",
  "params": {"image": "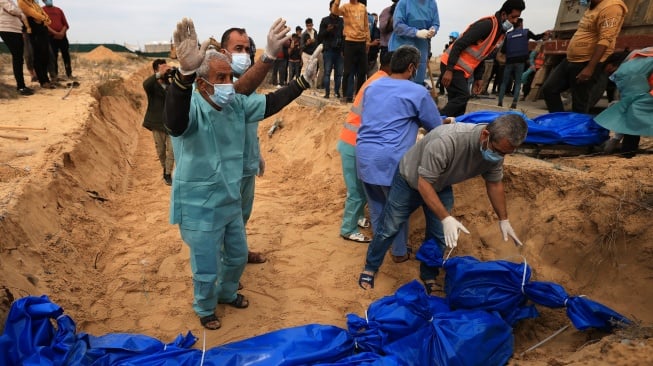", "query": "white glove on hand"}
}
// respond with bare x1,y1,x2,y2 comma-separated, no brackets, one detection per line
416,29,431,39
442,216,470,249
428,27,436,38
265,18,291,60
302,44,323,83
173,18,210,75
499,220,523,246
